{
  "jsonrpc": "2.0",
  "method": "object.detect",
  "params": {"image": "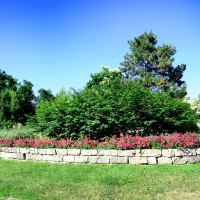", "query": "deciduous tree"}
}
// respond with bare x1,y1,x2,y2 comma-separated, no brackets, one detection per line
0,69,36,128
